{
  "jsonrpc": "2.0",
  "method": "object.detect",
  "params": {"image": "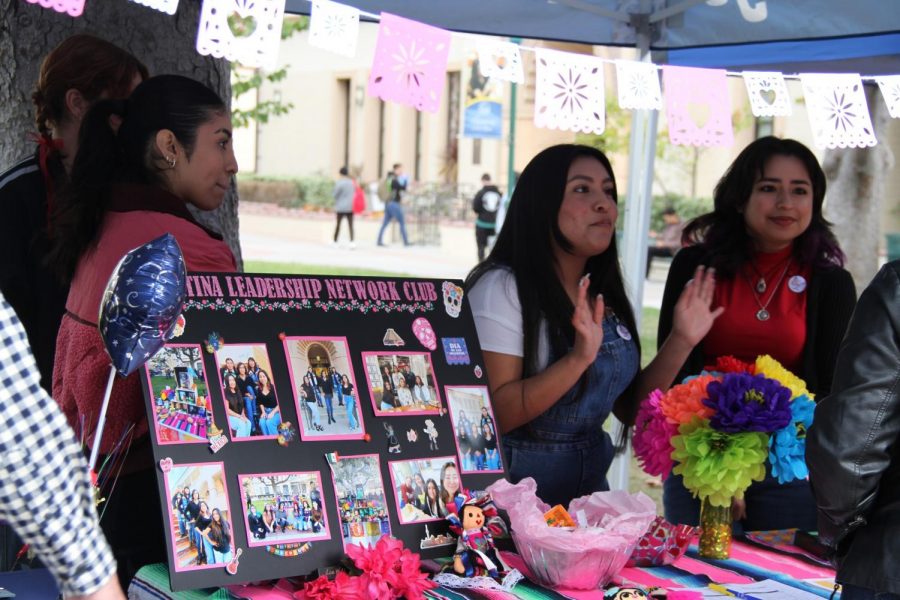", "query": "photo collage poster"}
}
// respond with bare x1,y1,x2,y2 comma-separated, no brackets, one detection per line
140,272,508,590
